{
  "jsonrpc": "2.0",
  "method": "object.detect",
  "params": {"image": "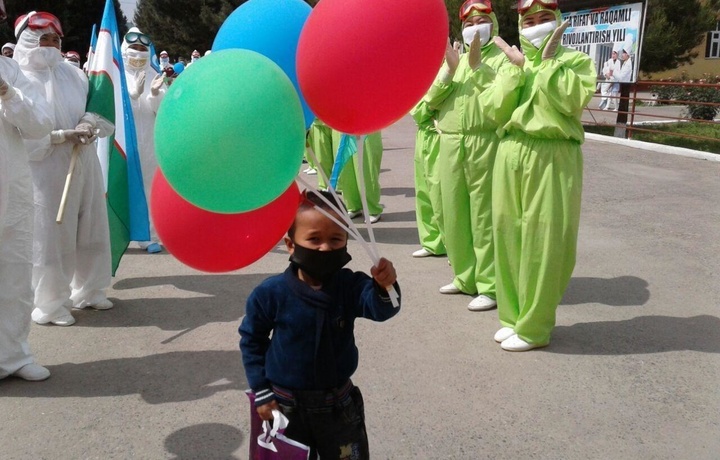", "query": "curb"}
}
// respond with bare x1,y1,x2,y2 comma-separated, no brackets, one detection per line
585,133,720,162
